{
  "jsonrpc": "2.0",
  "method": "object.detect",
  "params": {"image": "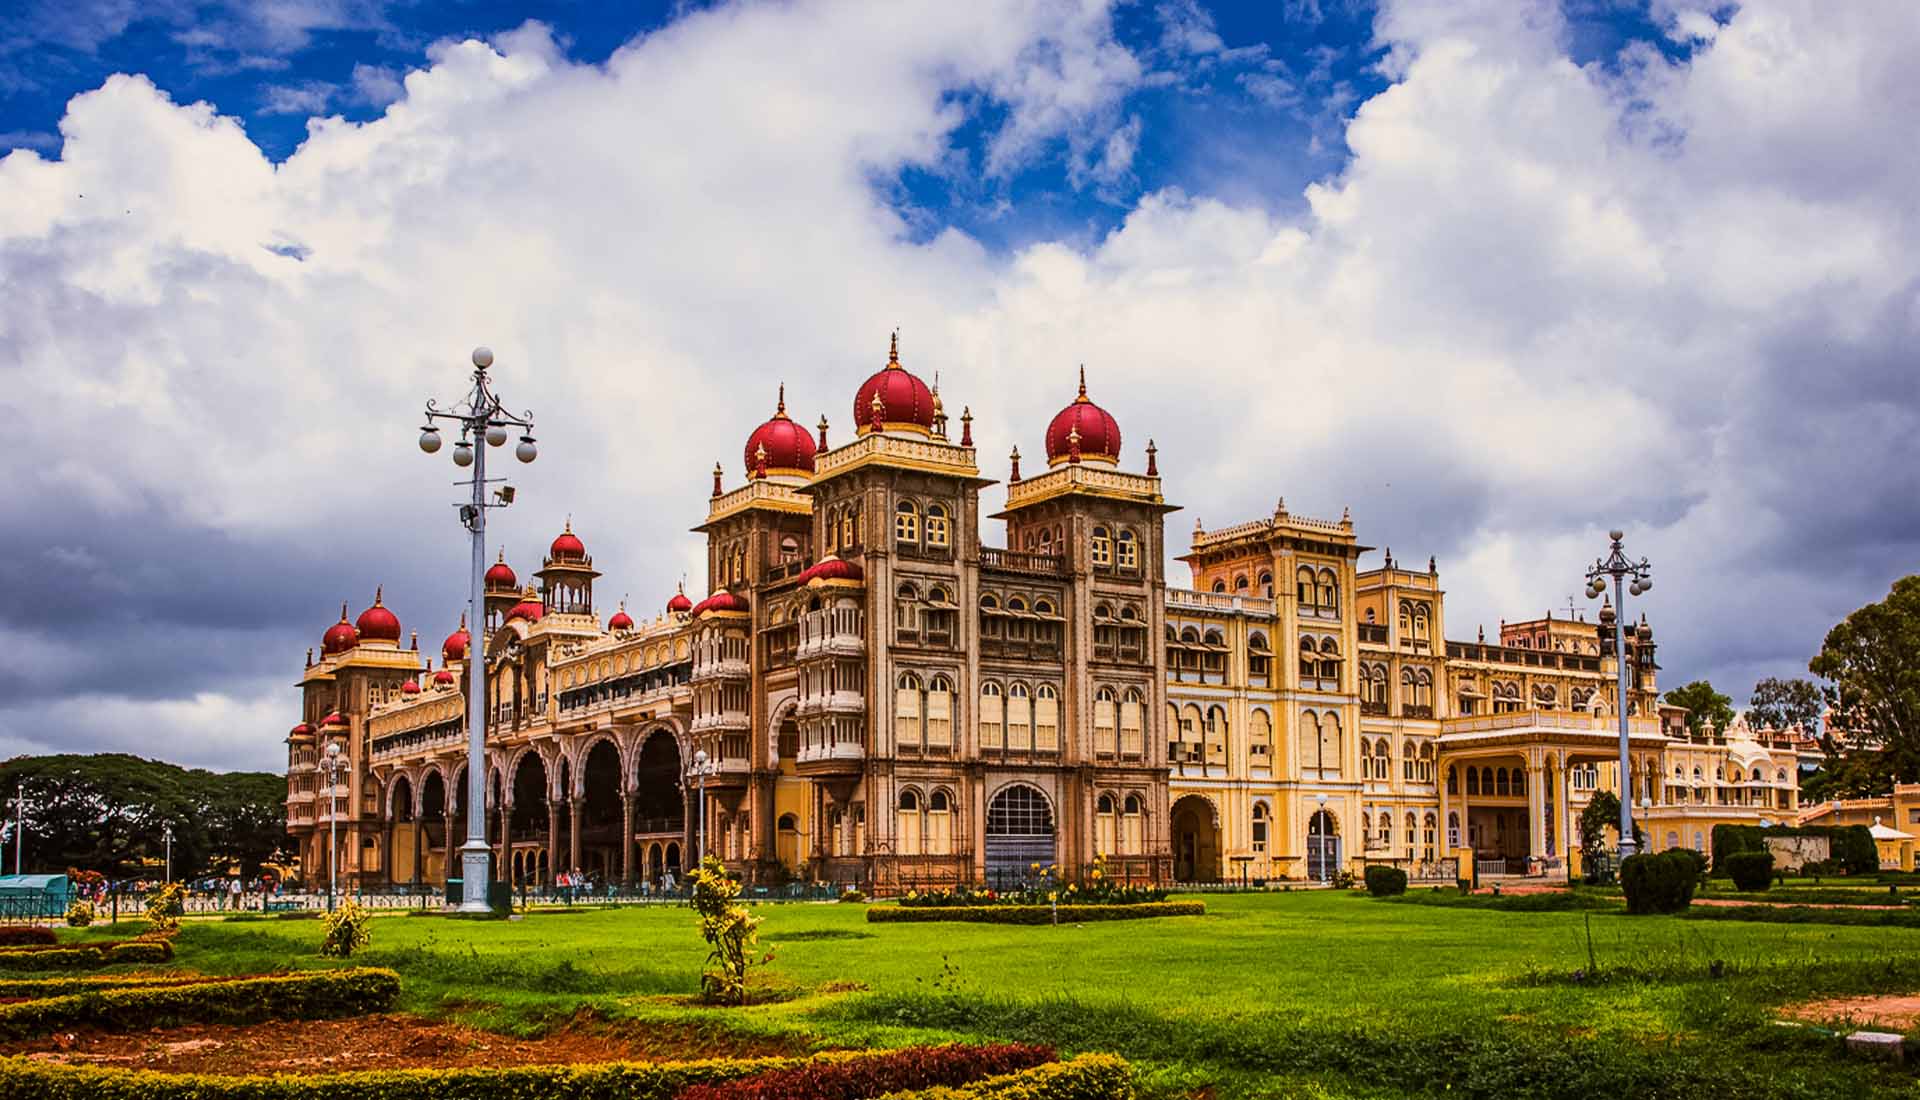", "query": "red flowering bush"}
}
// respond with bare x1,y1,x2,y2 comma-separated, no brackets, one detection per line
676,1043,1055,1100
